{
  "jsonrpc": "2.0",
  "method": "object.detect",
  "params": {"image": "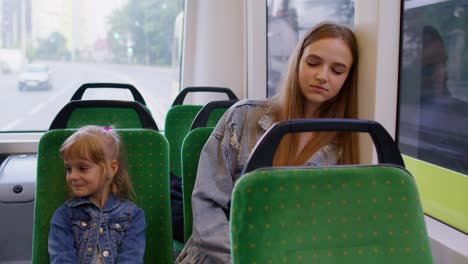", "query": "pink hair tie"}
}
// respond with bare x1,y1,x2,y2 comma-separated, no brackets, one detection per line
103,126,113,131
